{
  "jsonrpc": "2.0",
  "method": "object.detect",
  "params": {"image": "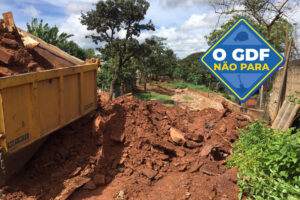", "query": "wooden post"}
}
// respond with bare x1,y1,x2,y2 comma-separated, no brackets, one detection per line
274,38,293,118
2,12,15,32
259,85,264,109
